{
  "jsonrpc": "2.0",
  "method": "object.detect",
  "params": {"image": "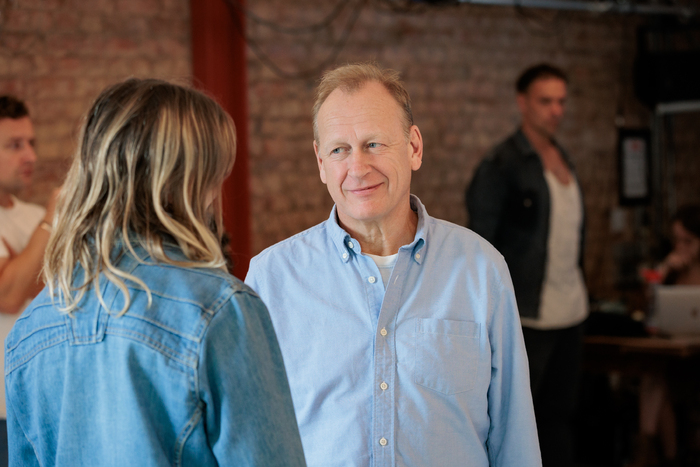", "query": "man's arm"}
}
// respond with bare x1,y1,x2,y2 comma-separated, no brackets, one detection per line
486,263,542,466
0,190,59,314
466,157,508,244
